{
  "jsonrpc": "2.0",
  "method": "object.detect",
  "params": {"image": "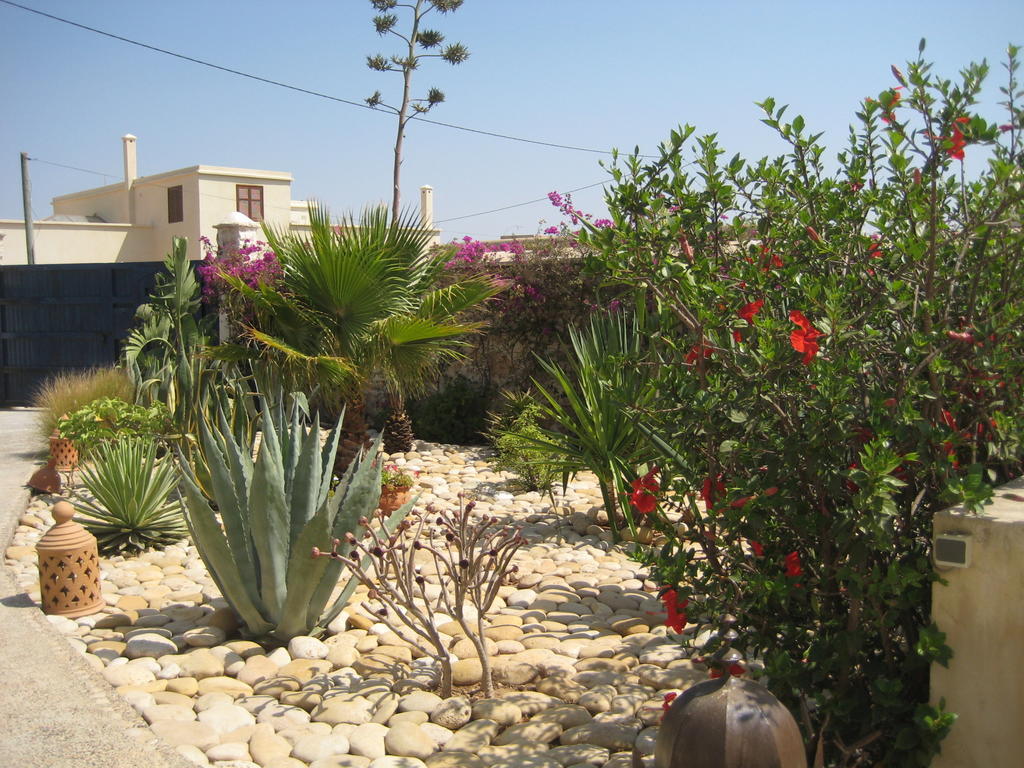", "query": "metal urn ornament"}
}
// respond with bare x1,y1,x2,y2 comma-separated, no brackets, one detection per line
653,616,807,768
36,501,103,618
